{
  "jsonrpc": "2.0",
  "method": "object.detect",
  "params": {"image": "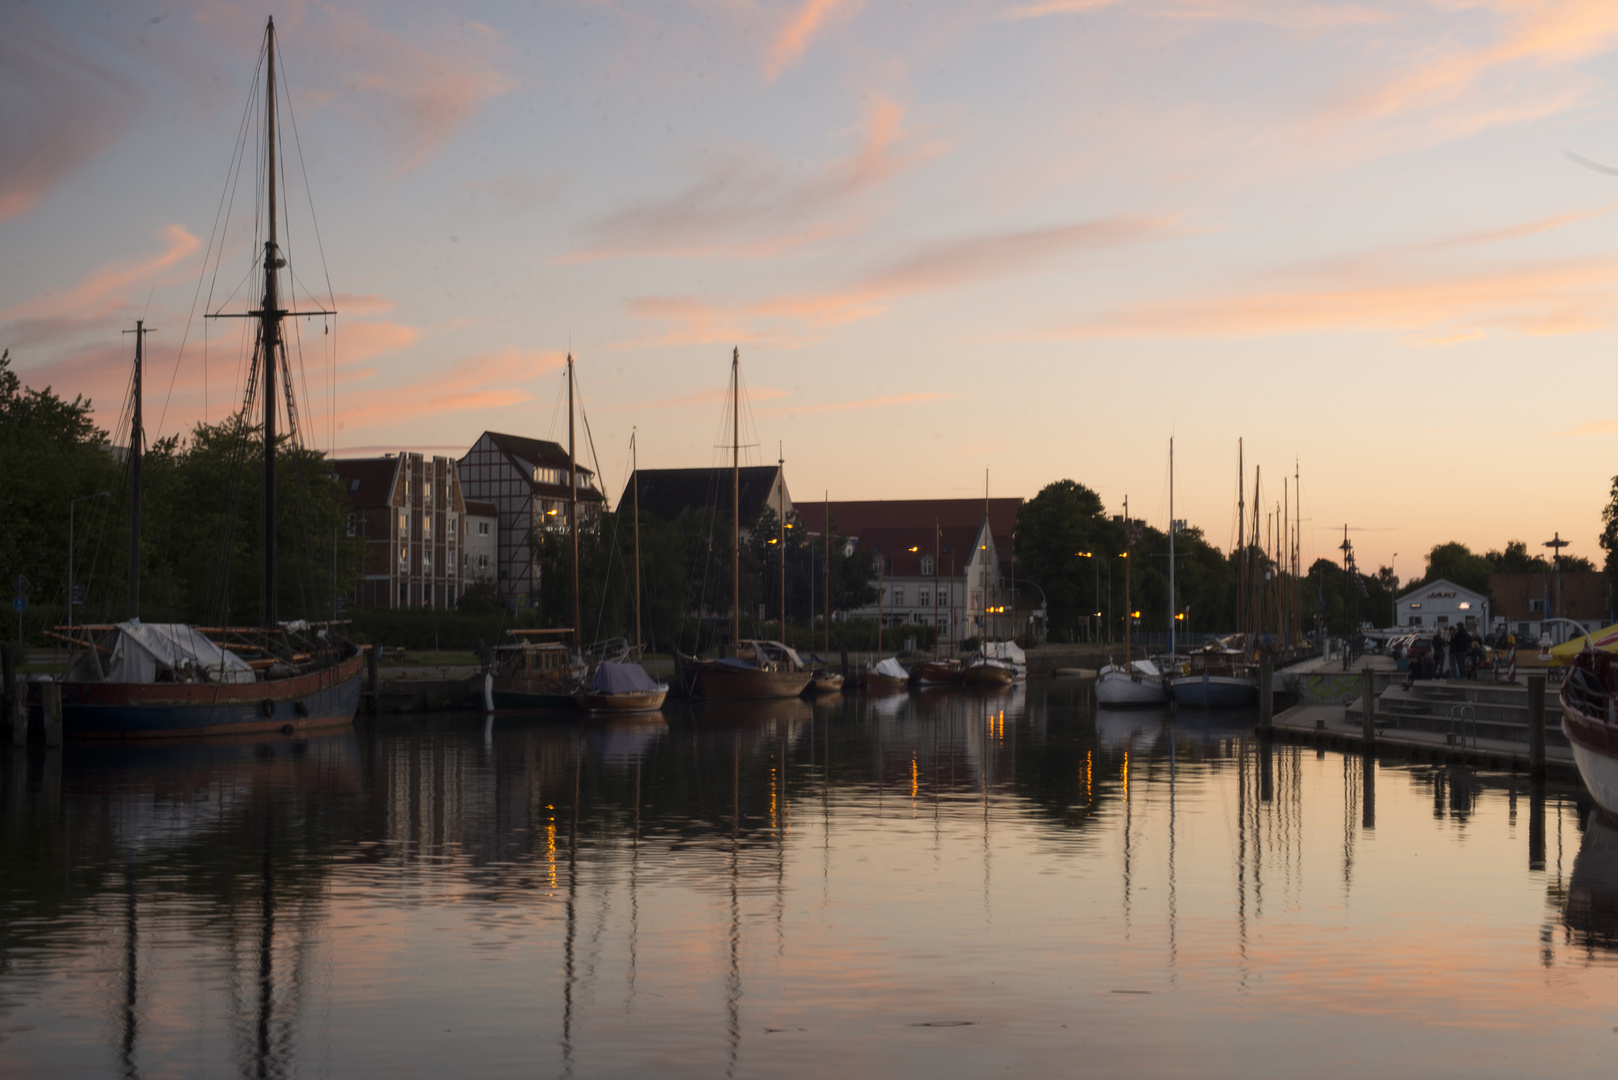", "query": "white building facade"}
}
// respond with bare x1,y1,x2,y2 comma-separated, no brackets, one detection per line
1395,578,1490,632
